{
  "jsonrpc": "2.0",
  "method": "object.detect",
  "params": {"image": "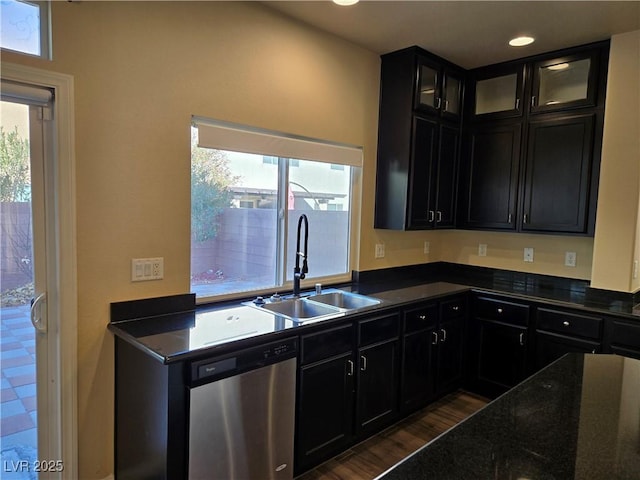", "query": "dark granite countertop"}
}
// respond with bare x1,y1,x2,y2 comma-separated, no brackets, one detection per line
376,353,640,480
108,282,471,363
109,275,640,364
